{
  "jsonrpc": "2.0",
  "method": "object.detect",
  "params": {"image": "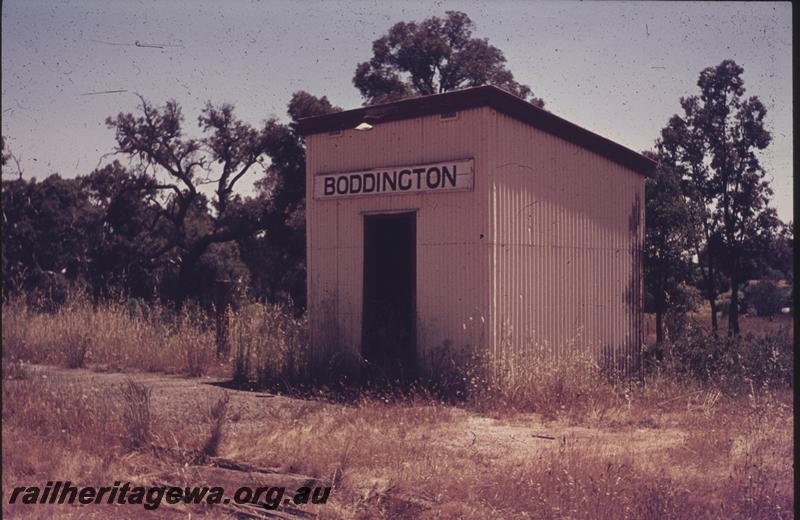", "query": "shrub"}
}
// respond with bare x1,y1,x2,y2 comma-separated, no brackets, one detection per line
718,292,748,317
23,269,71,312
649,328,793,387
61,327,91,369
664,284,702,339
422,334,626,419
744,281,791,317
